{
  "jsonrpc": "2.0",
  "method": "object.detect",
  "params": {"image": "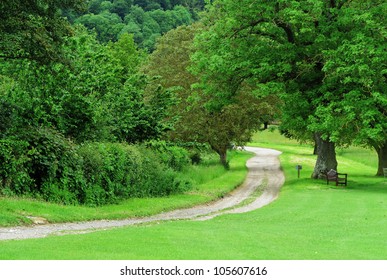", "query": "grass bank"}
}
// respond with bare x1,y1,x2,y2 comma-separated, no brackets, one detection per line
1,130,386,260
0,151,251,227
